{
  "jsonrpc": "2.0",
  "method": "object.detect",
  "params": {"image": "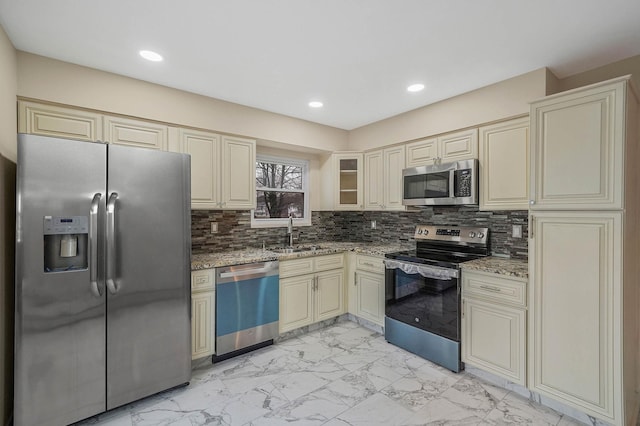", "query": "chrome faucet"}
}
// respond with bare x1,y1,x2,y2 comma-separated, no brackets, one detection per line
287,214,294,247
